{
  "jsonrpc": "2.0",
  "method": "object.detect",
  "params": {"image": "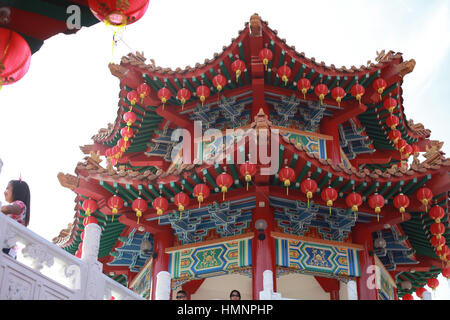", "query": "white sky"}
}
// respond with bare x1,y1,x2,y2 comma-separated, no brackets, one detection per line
0,0,449,299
